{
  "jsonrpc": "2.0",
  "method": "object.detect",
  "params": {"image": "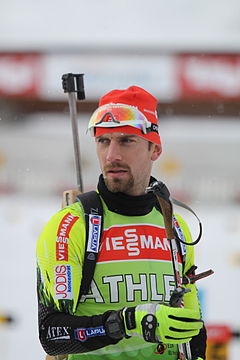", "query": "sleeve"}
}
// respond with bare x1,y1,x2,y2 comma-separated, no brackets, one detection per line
175,214,207,360
36,203,119,356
